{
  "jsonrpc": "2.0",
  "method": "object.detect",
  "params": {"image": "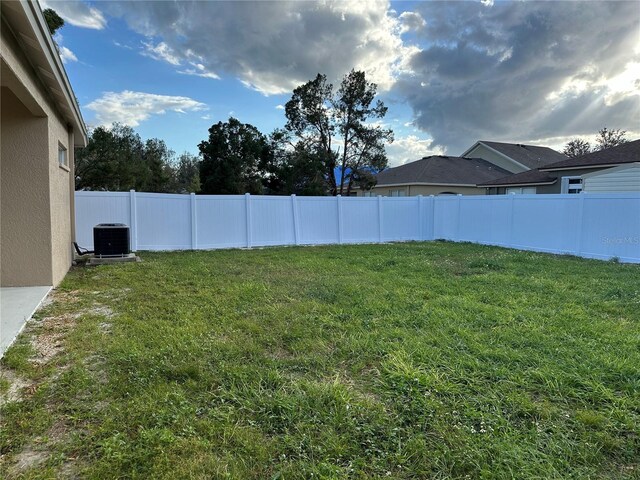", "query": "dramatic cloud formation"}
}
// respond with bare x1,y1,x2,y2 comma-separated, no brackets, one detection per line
102,1,412,94
394,1,640,153
62,0,639,157
386,134,445,166
41,0,106,29
86,91,207,127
